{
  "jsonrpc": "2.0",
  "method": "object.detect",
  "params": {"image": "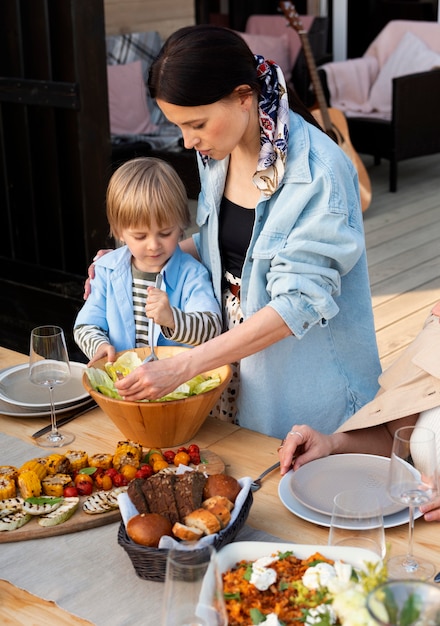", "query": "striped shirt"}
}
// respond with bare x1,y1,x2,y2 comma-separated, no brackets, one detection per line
74,265,222,360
